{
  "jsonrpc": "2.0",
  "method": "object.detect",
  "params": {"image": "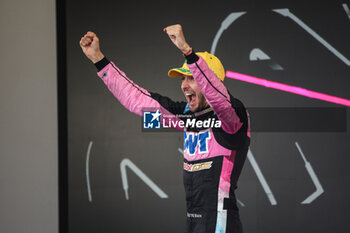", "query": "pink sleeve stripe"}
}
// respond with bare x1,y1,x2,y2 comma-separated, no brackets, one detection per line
97,62,183,131
187,57,242,134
